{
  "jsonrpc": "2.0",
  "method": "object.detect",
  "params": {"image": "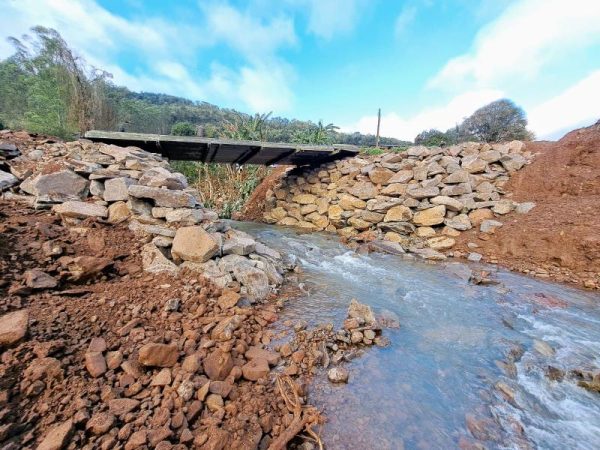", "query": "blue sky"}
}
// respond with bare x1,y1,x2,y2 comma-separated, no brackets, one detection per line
1,0,599,140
